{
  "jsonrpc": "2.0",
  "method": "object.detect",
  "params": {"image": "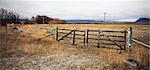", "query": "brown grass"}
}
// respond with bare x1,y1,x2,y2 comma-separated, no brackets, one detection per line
0,23,149,70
